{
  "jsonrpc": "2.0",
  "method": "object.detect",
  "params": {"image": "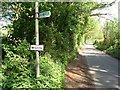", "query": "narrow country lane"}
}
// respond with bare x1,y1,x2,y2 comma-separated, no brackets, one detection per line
79,43,120,89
